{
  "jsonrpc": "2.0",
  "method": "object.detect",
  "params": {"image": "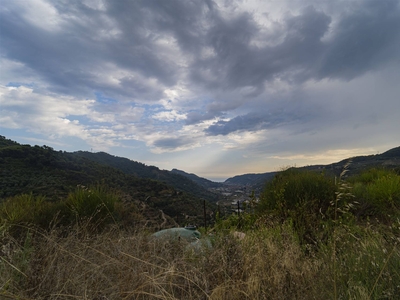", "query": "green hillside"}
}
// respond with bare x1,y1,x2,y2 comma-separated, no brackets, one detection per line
72,151,220,203
0,136,215,226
